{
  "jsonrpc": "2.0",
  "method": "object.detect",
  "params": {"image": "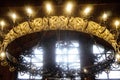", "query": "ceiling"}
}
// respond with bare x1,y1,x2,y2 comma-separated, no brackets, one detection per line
0,0,119,7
